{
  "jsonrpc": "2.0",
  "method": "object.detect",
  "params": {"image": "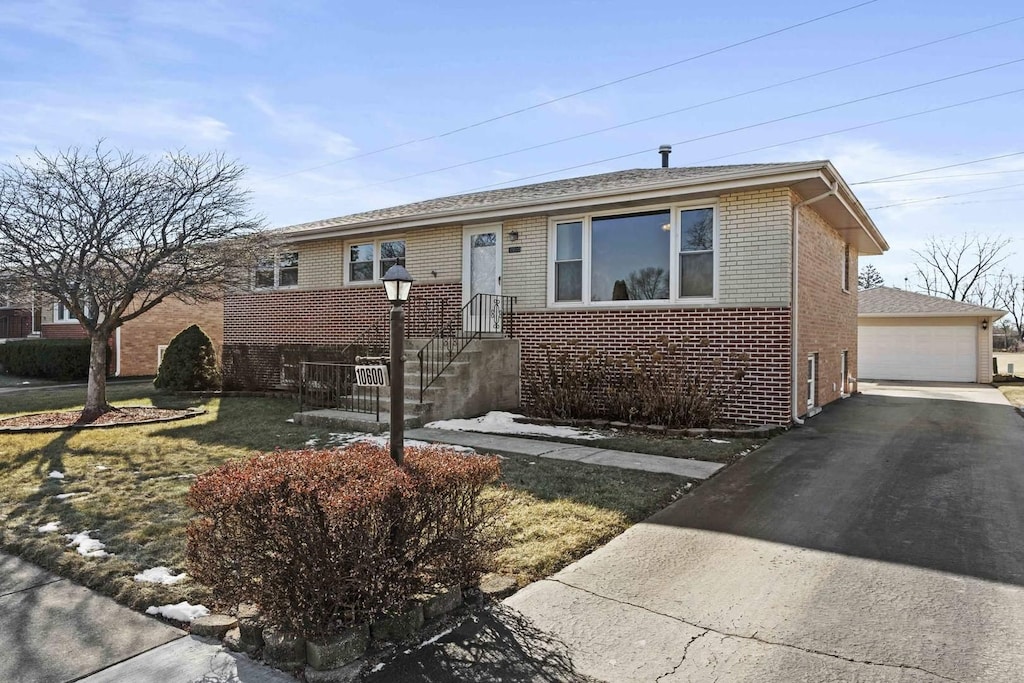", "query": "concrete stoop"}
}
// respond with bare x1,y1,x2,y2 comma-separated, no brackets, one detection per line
294,337,520,431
